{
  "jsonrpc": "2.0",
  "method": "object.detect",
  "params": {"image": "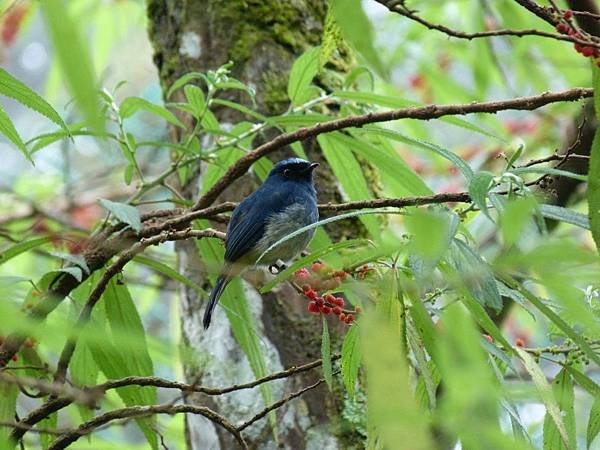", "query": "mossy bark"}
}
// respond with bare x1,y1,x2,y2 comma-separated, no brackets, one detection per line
147,1,363,448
